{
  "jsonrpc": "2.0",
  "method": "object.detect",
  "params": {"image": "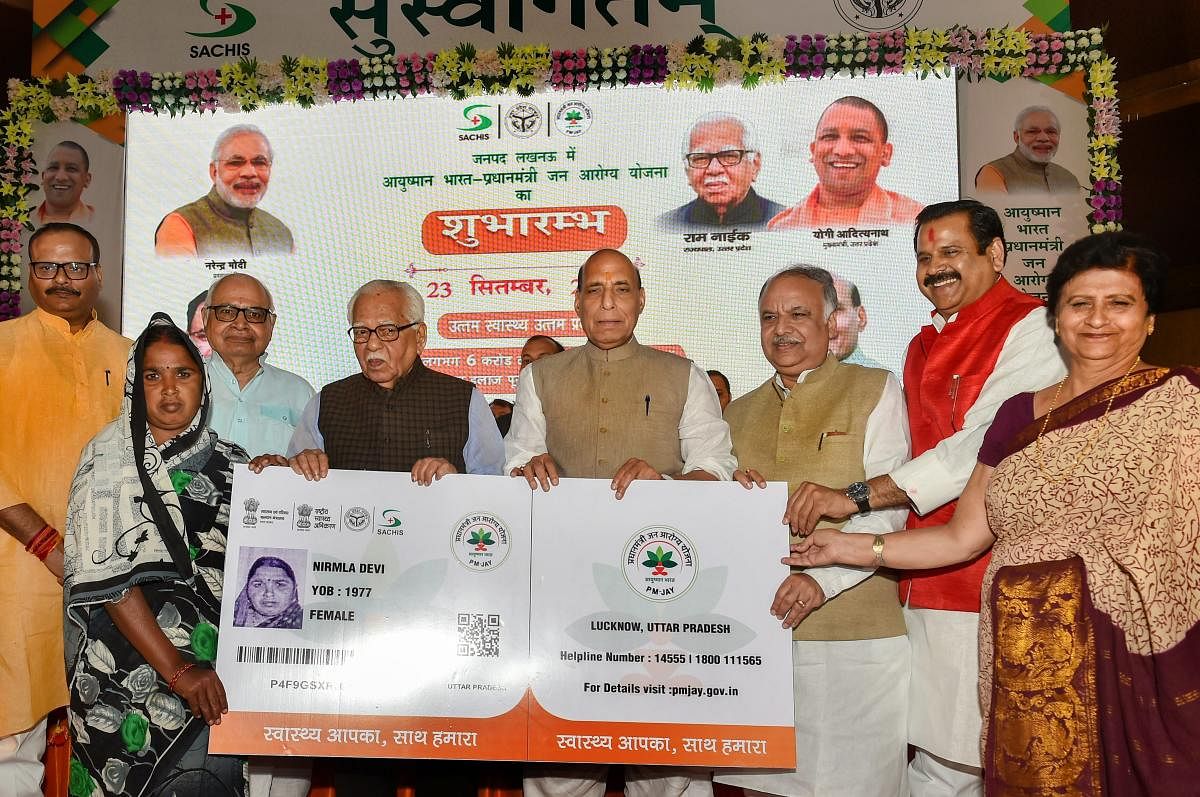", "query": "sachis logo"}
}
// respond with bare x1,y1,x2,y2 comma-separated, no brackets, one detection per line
377,509,405,536
188,0,255,59
458,104,494,141
188,0,256,37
